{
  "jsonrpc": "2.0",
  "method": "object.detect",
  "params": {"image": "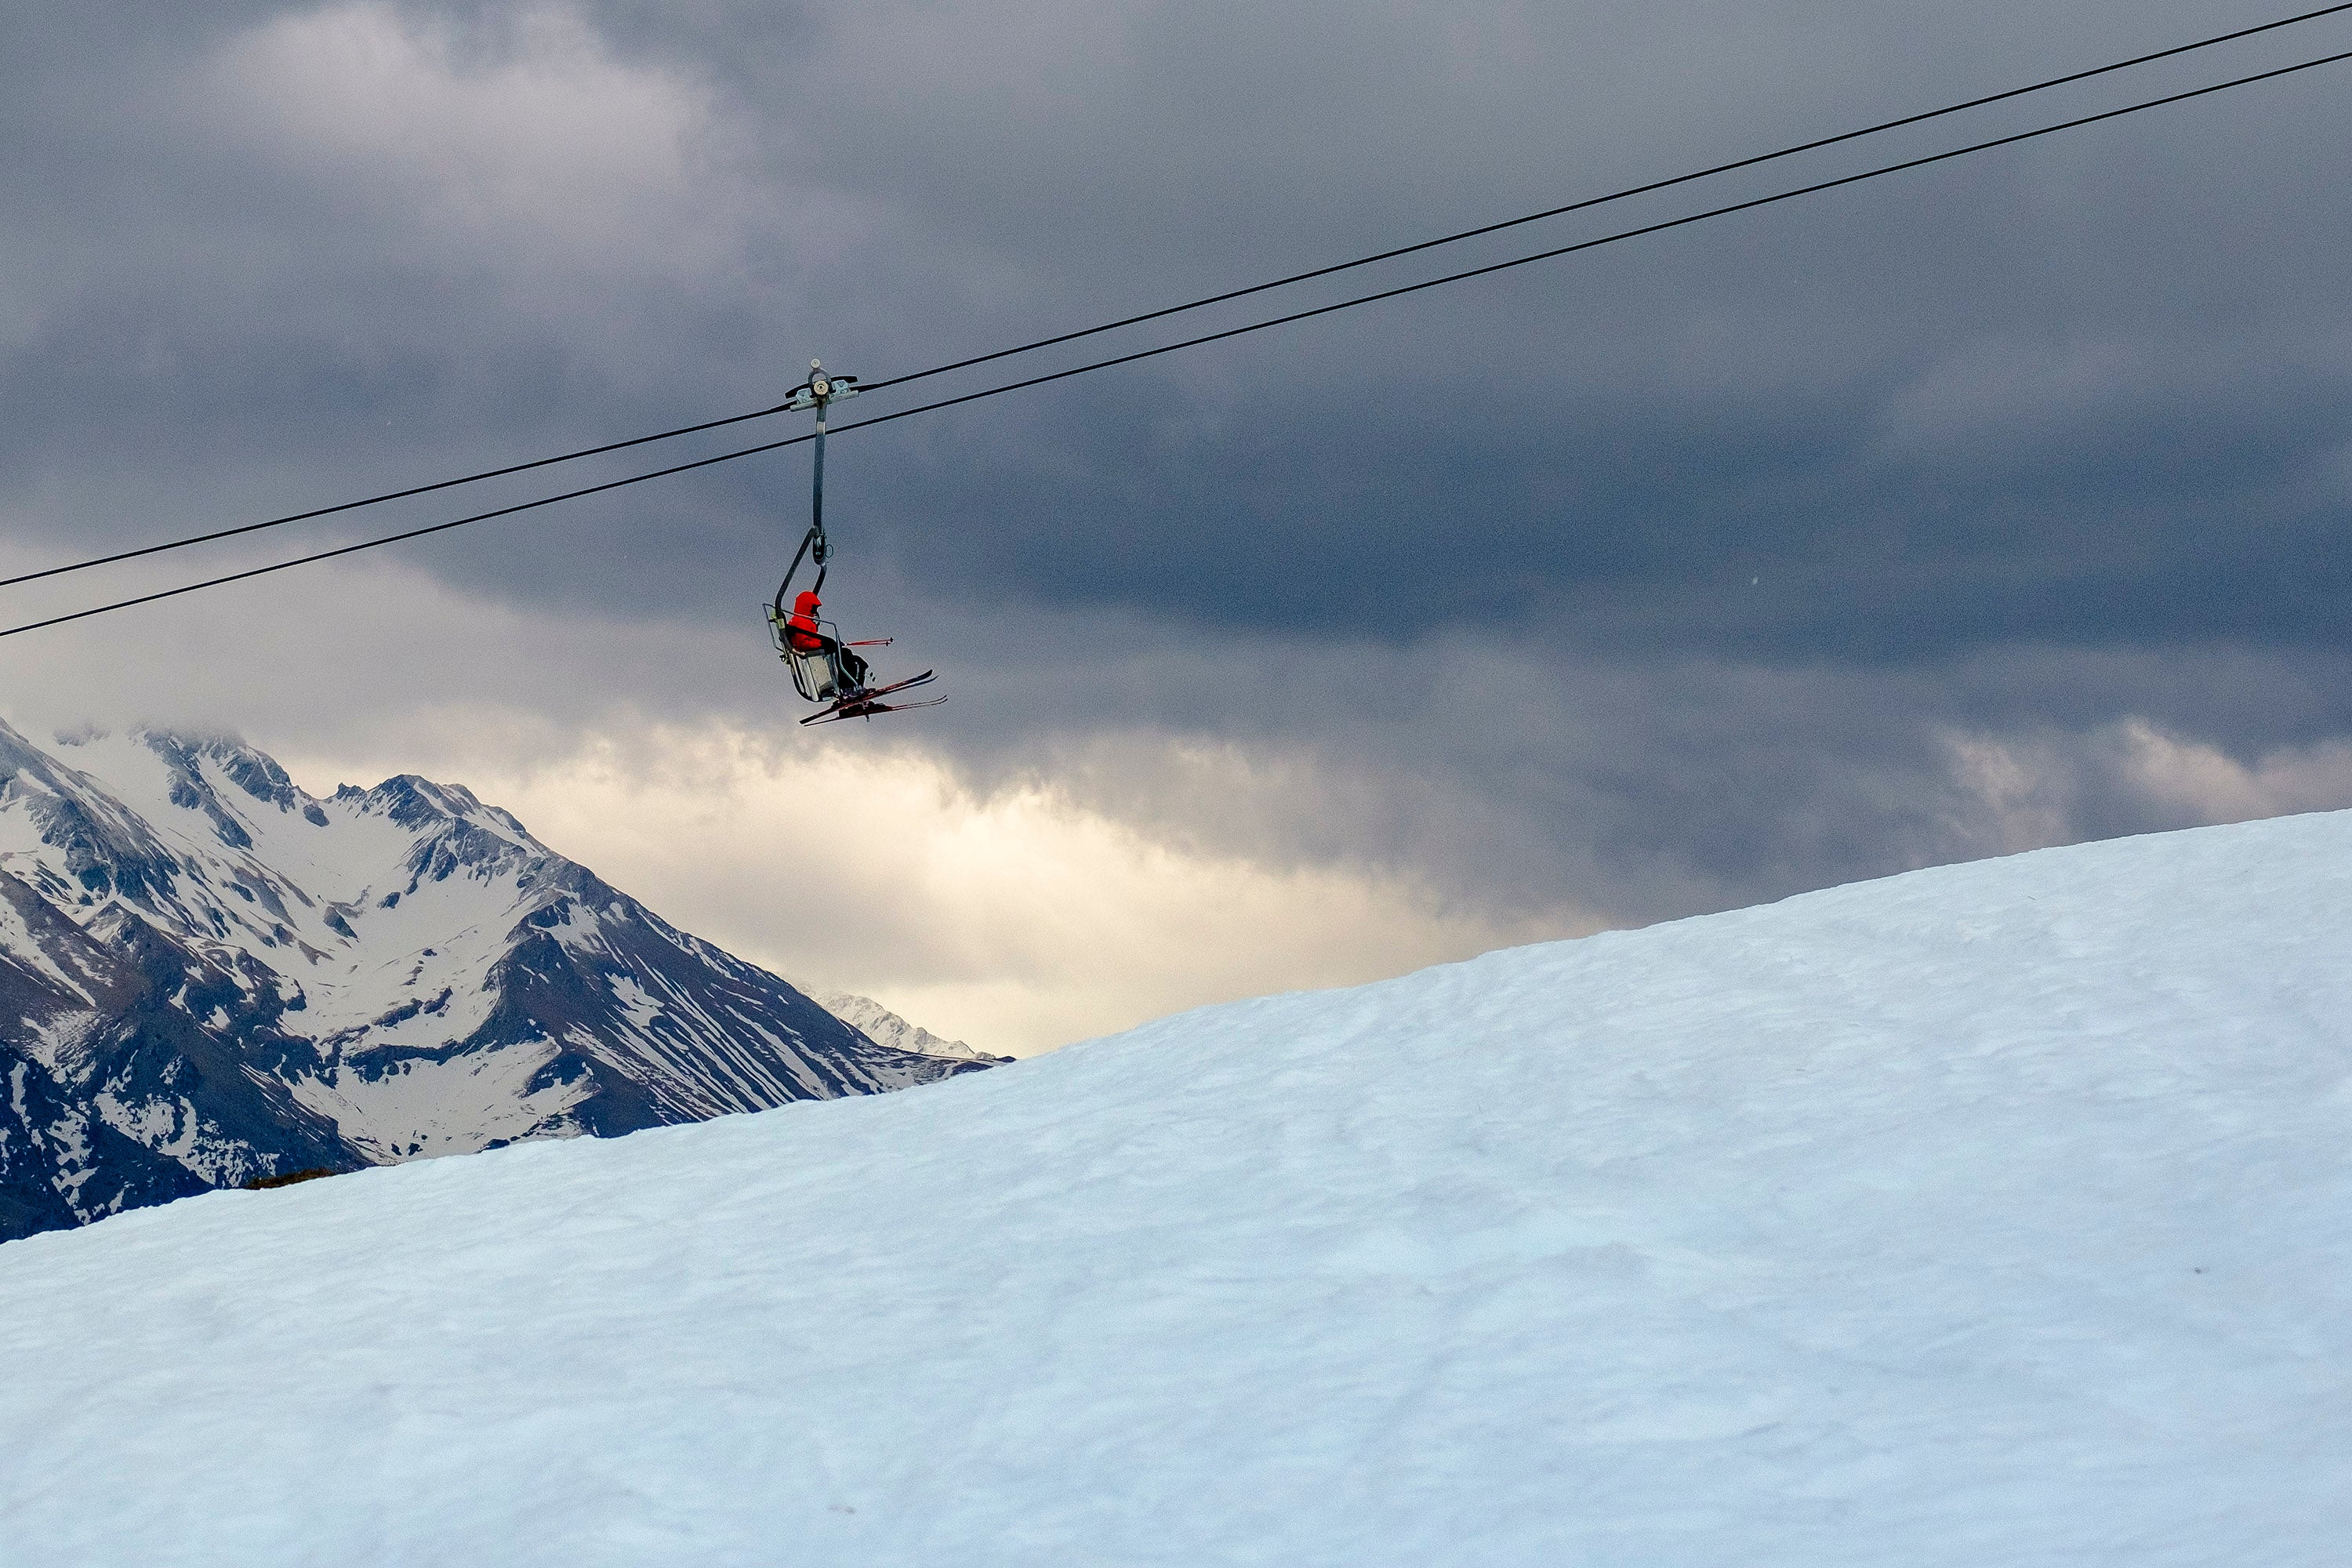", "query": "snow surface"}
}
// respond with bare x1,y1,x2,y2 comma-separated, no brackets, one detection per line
4,811,2351,1564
